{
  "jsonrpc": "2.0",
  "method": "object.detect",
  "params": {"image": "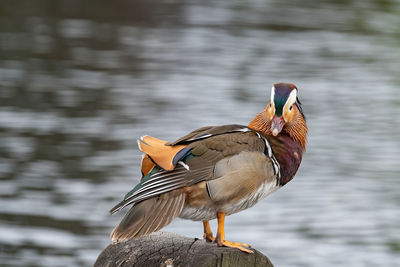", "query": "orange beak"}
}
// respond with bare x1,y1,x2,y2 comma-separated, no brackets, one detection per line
271,116,285,136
